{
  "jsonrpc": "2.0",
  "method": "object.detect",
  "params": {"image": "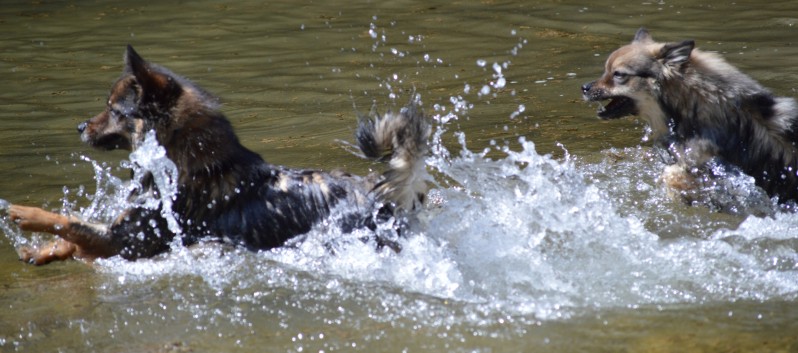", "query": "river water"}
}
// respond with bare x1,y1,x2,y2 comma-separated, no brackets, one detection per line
1,0,797,352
